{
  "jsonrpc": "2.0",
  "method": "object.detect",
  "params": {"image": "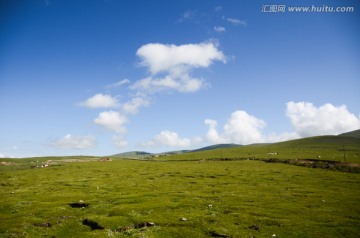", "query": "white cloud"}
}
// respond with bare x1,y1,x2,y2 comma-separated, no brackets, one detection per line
178,9,196,22
136,42,226,74
51,134,96,149
286,102,360,137
87,42,225,147
142,130,202,148
105,79,130,89
204,119,226,144
204,102,360,146
215,6,223,12
94,111,128,134
122,96,150,115
205,111,266,144
79,93,119,108
93,110,130,148
227,18,247,26
214,26,226,32
0,152,5,158
112,135,128,148
132,75,204,93
132,42,226,93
